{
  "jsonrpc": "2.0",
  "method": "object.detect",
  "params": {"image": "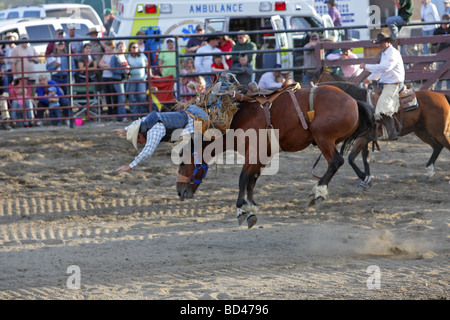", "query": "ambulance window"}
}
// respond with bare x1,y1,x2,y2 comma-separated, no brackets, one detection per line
206,21,225,33
111,20,121,36
290,17,322,30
